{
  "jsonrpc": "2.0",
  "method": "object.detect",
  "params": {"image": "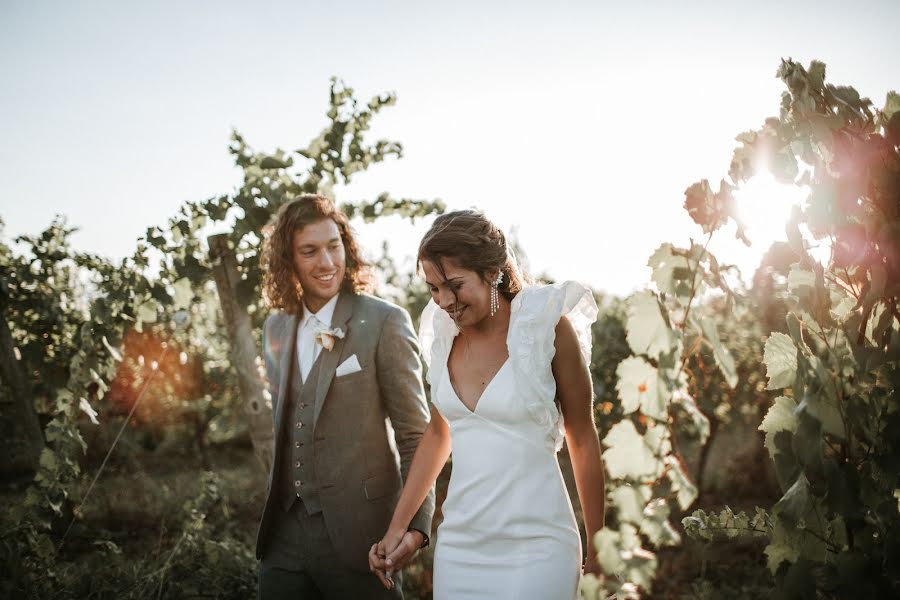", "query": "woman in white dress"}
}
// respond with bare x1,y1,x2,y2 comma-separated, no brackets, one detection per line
368,210,607,599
